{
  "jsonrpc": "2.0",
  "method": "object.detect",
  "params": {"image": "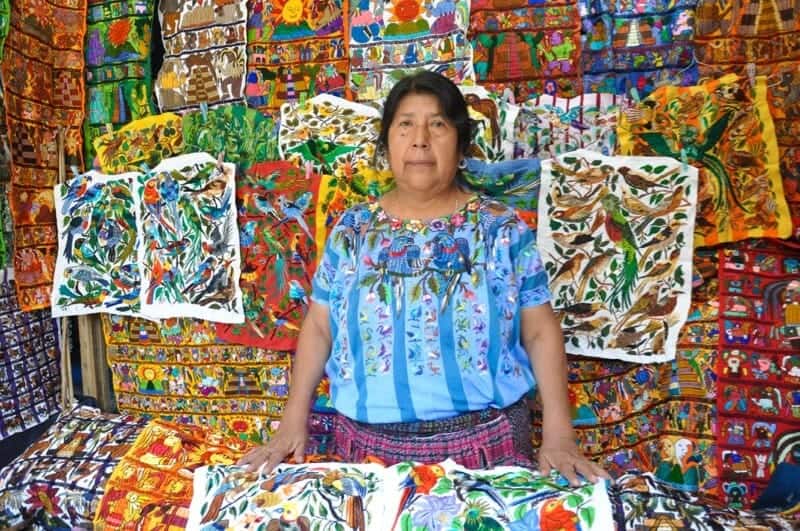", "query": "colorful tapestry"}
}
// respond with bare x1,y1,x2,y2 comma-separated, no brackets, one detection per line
103,314,291,445
93,419,252,530
155,0,247,113
716,242,800,508
244,0,348,113
84,0,156,165
1,0,87,311
182,104,279,174
51,171,143,317
0,0,8,60
135,153,244,322
618,73,793,247
0,275,60,441
515,92,626,159
469,0,582,101
538,150,698,362
460,84,518,162
94,113,184,174
215,161,321,350
0,182,12,268
610,472,796,530
348,0,473,101
0,405,147,530
580,0,699,97
461,157,540,228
